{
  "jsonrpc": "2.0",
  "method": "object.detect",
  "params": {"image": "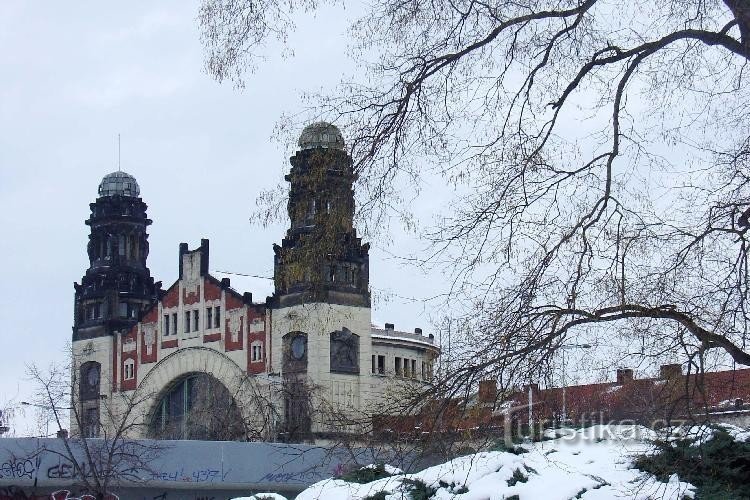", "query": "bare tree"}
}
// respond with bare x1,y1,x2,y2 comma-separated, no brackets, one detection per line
25,362,162,499
199,0,750,401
